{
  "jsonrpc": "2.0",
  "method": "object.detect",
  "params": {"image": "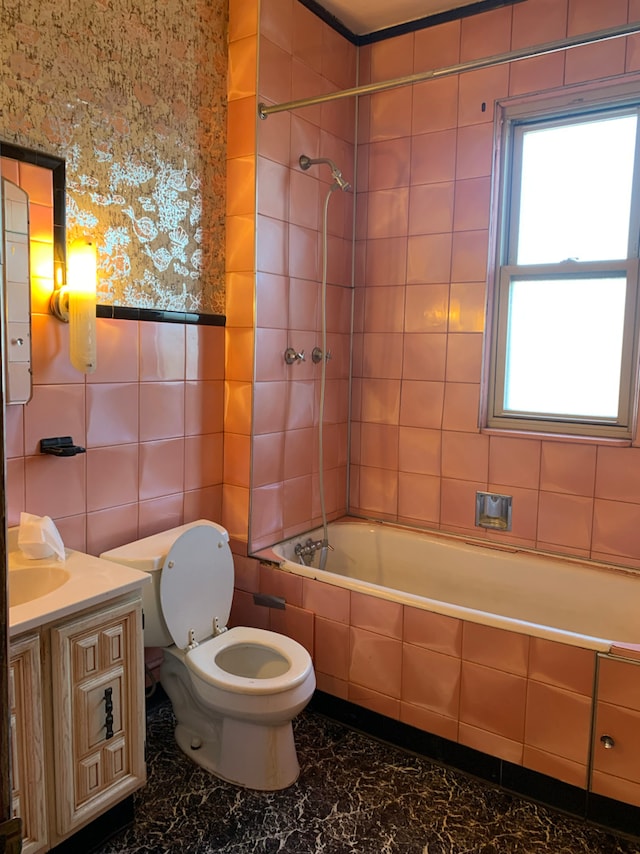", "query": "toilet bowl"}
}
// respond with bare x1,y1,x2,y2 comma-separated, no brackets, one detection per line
101,520,316,791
